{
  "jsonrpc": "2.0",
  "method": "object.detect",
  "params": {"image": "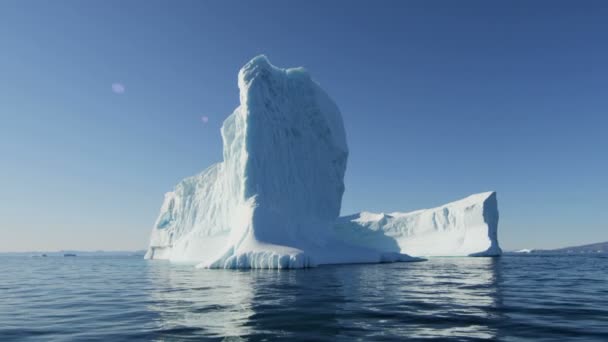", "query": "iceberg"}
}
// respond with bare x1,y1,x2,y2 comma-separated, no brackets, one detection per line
145,56,501,268
335,192,501,257
145,56,420,268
